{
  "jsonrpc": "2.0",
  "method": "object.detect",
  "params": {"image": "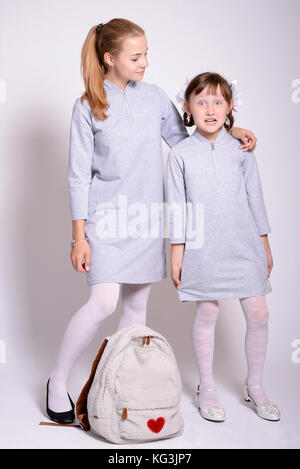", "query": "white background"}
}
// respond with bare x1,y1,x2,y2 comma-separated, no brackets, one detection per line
0,0,299,449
